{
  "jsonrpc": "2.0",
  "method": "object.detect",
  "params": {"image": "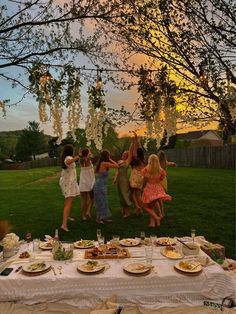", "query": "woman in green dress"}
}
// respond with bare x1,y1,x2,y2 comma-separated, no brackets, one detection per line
113,136,137,218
